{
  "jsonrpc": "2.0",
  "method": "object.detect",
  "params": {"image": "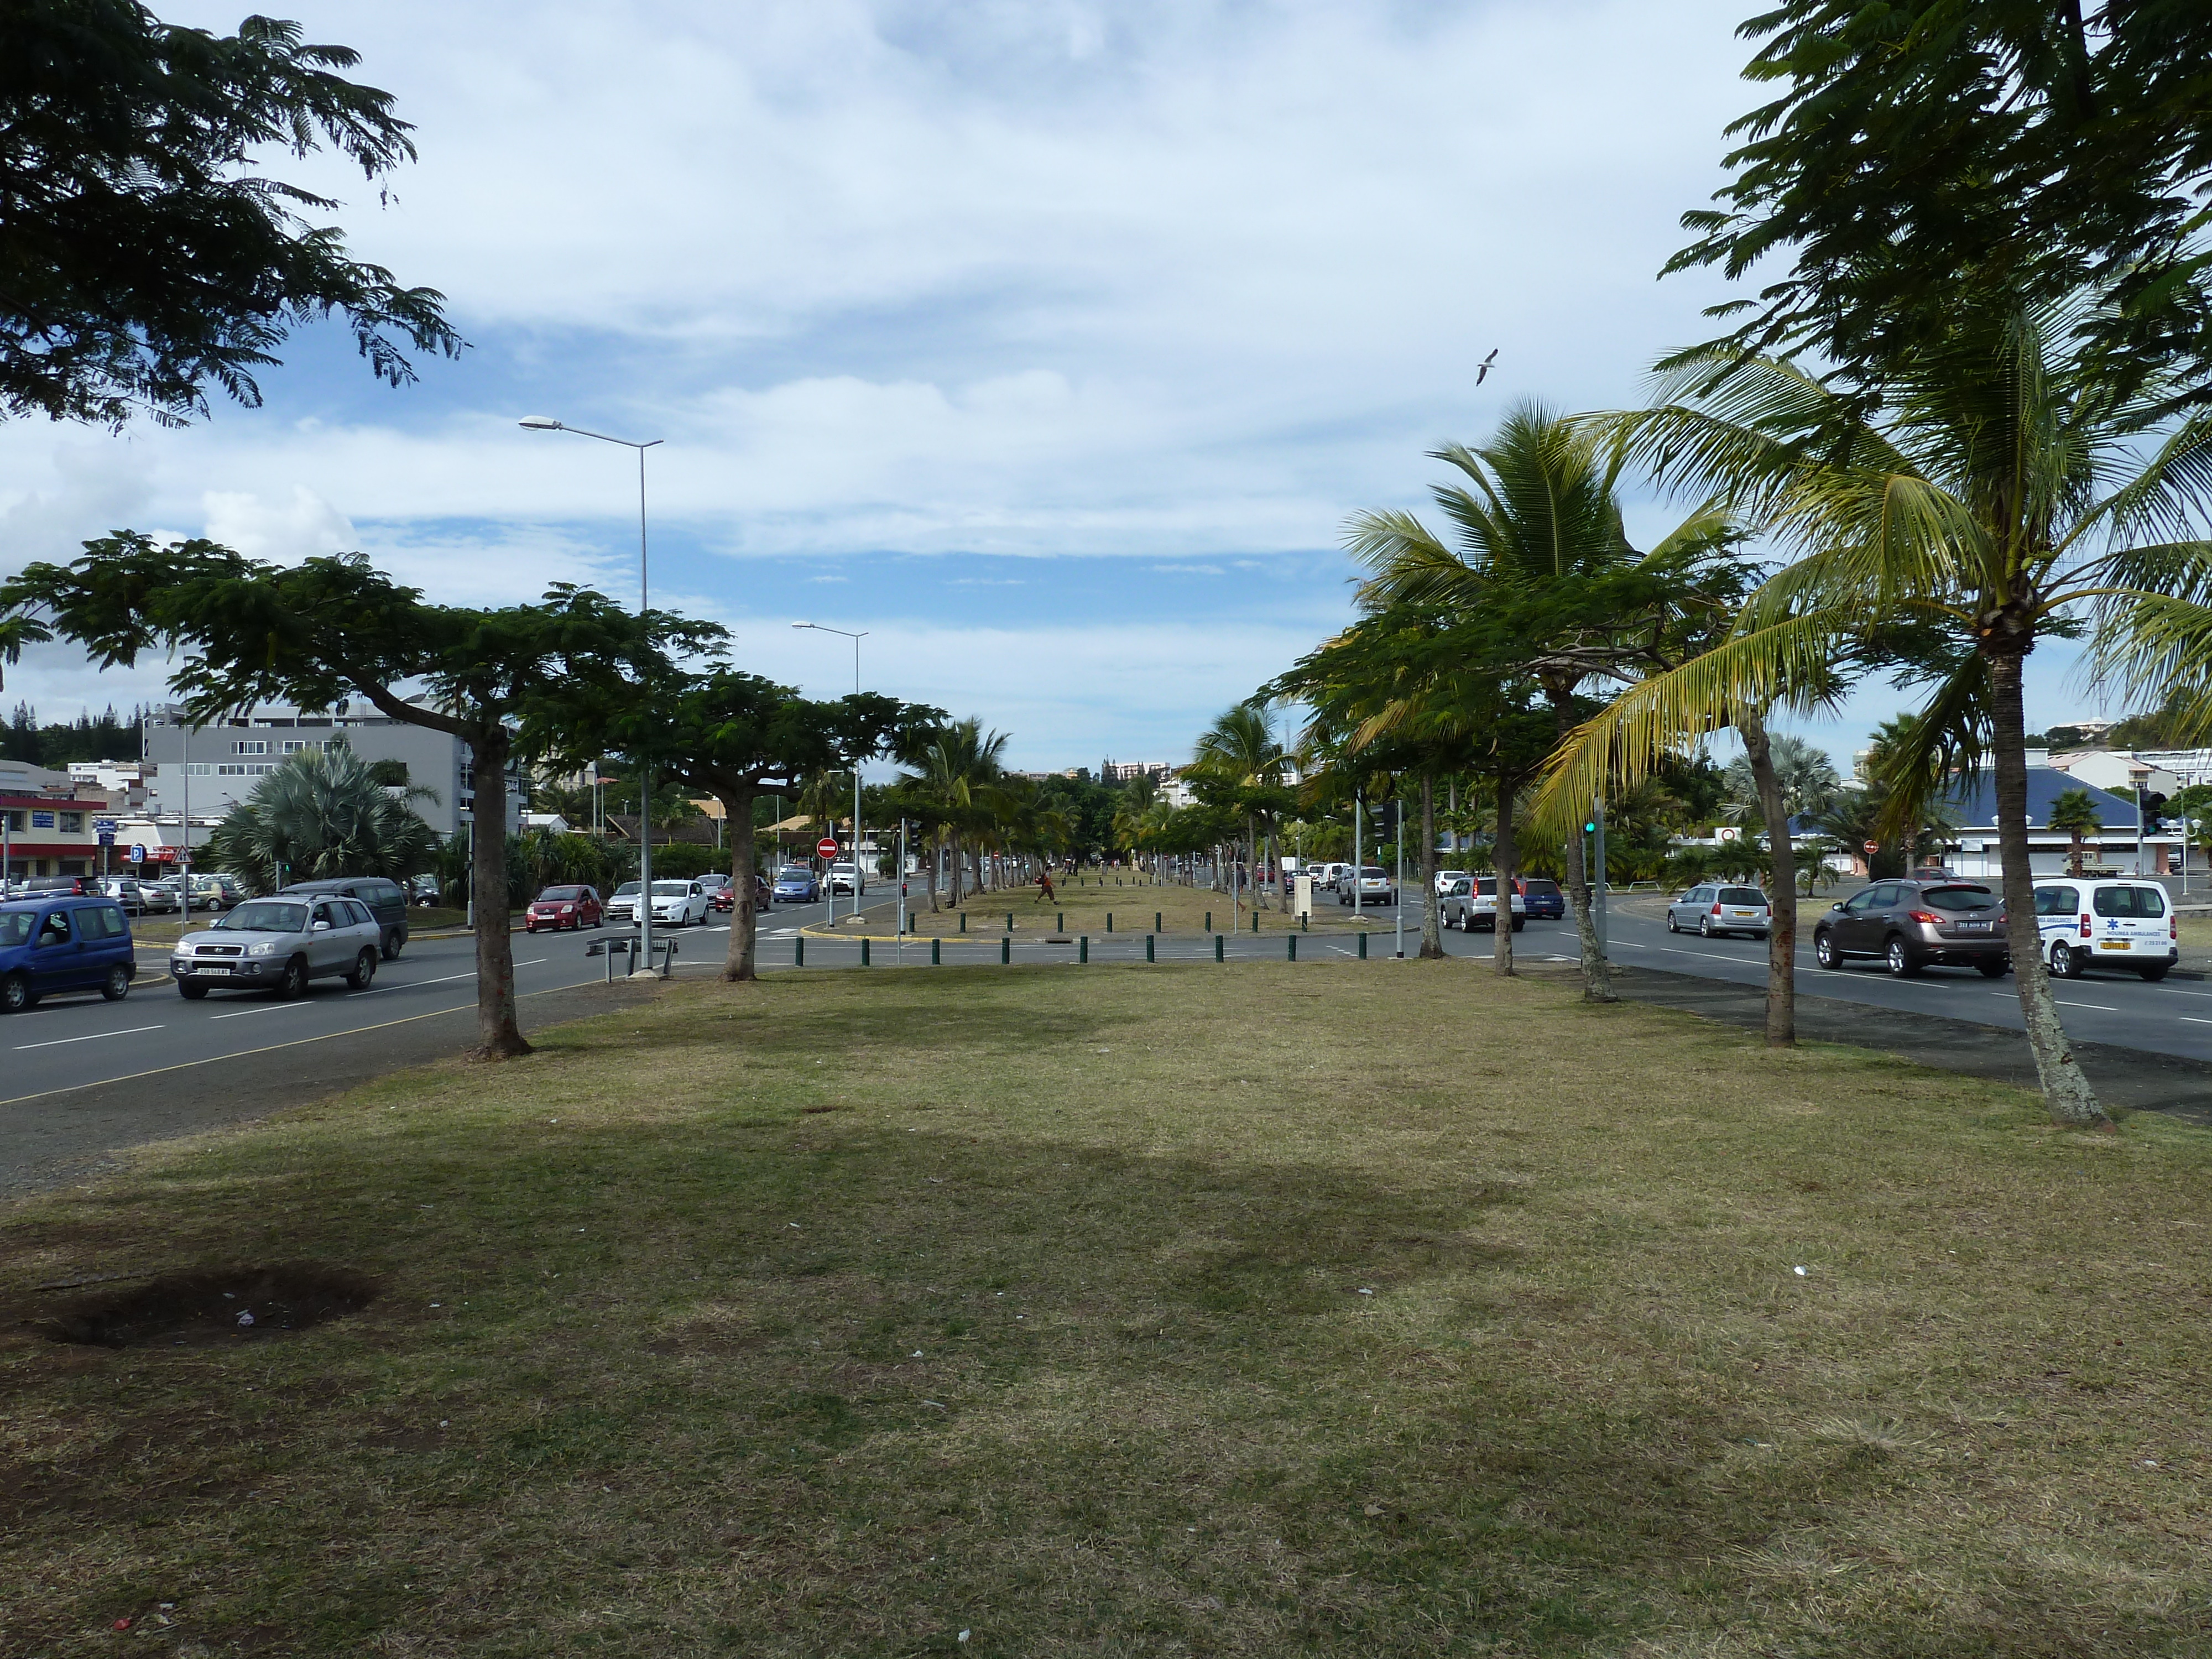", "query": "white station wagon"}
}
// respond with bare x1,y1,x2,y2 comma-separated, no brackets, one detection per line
2034,878,2178,981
